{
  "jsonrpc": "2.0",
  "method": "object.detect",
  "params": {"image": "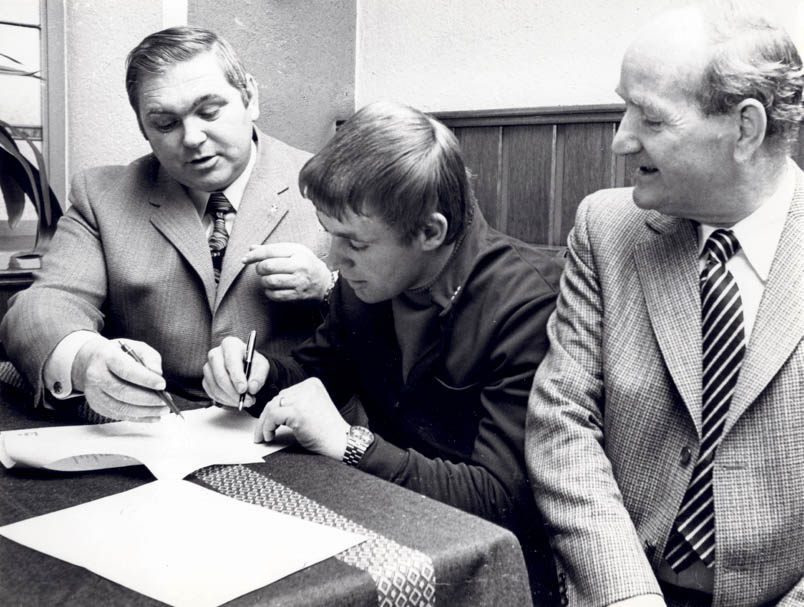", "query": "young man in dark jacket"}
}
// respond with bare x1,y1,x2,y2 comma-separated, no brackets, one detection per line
203,101,562,604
